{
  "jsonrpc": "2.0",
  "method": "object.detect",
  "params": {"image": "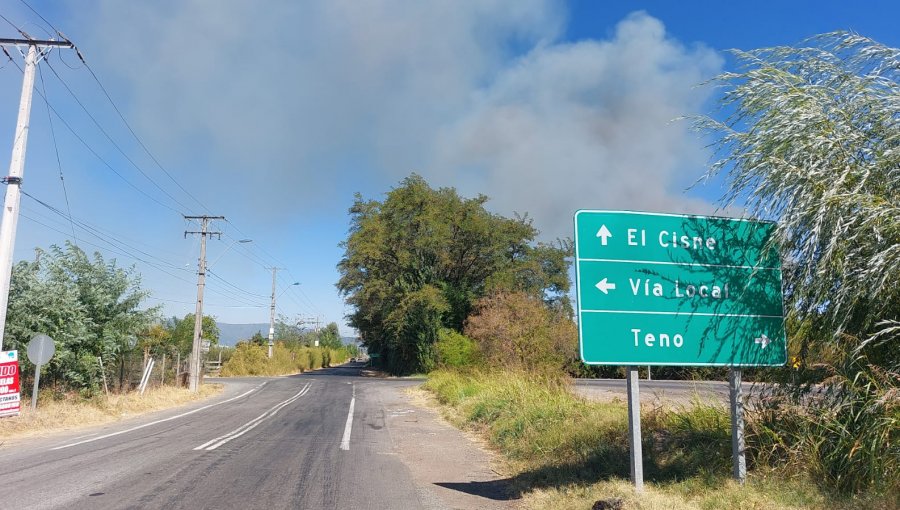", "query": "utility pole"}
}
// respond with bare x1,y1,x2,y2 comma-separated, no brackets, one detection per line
0,36,75,351
267,267,278,358
184,215,224,392
266,267,287,358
